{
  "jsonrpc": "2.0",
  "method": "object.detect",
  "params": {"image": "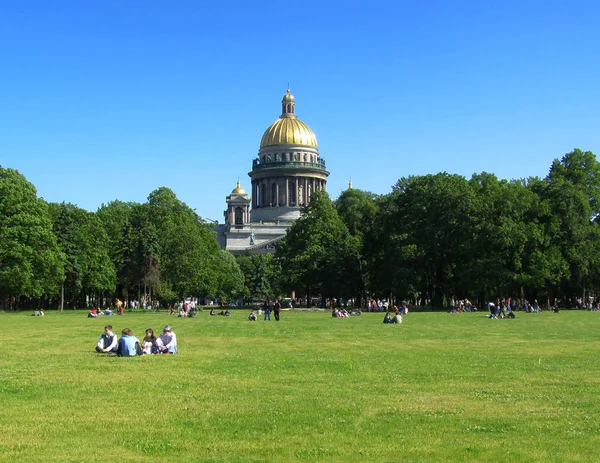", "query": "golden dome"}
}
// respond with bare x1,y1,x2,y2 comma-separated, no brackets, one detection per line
231,180,246,195
259,90,318,149
260,117,318,148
